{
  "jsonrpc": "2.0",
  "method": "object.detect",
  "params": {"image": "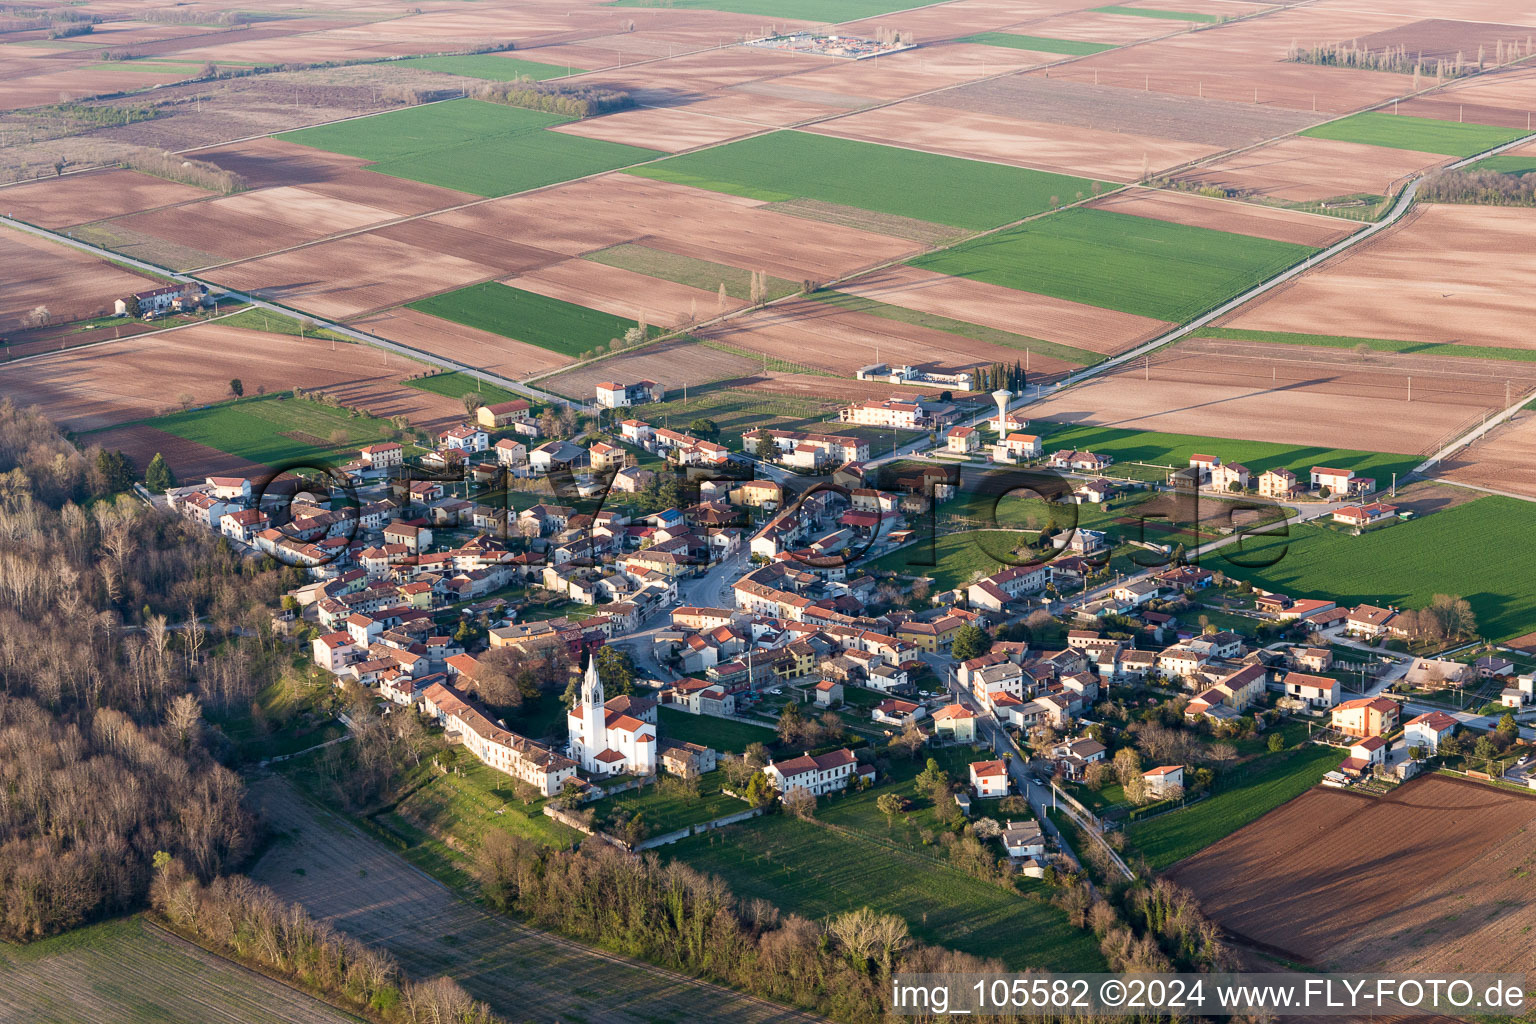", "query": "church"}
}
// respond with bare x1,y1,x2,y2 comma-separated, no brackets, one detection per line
567,653,659,776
